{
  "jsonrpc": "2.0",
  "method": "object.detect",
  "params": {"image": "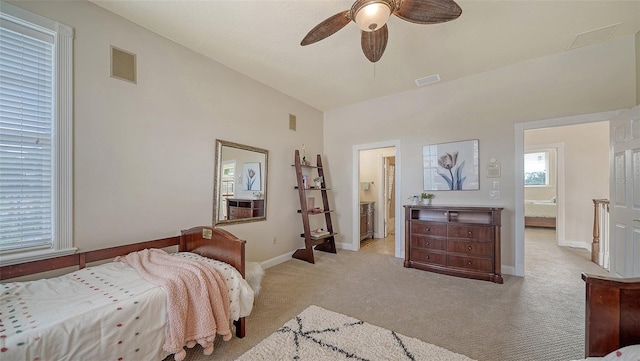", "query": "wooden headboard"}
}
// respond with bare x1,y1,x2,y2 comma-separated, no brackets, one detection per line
180,226,246,277
582,273,640,357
